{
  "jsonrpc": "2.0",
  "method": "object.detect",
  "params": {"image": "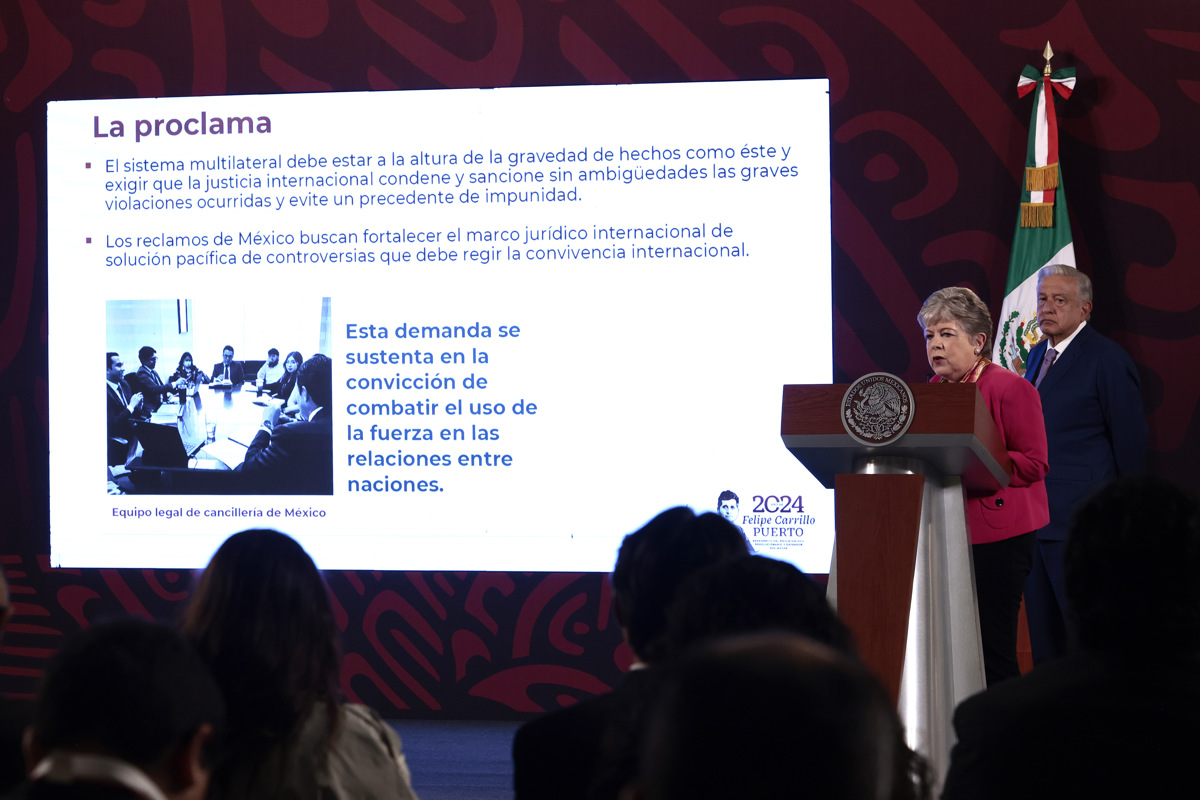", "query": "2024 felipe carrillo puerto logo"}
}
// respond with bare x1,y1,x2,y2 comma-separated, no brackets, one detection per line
740,495,814,544
841,372,915,447
744,512,816,541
